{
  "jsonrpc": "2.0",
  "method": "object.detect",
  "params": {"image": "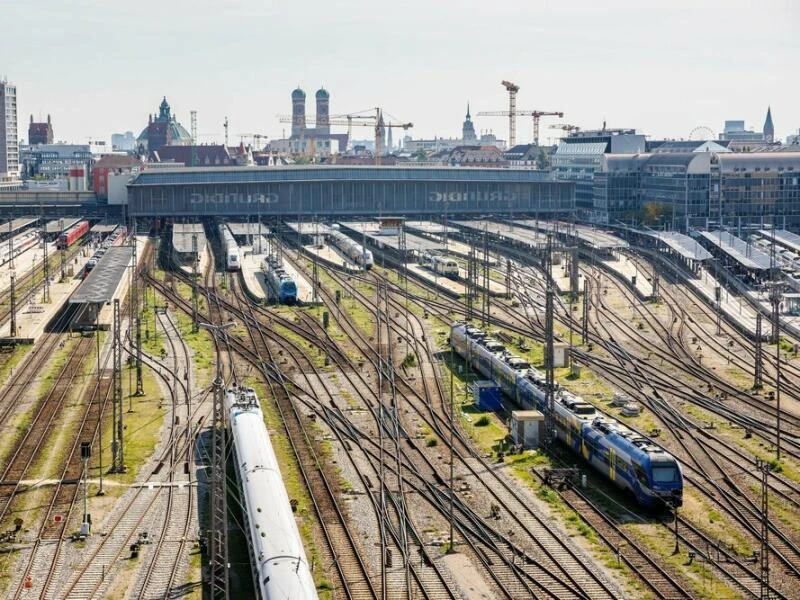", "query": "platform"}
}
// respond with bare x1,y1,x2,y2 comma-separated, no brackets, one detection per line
178,239,210,277
0,240,59,293
90,222,119,235
242,251,316,304
172,223,205,256
0,271,87,343
601,255,654,299
689,267,759,336
240,253,270,300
